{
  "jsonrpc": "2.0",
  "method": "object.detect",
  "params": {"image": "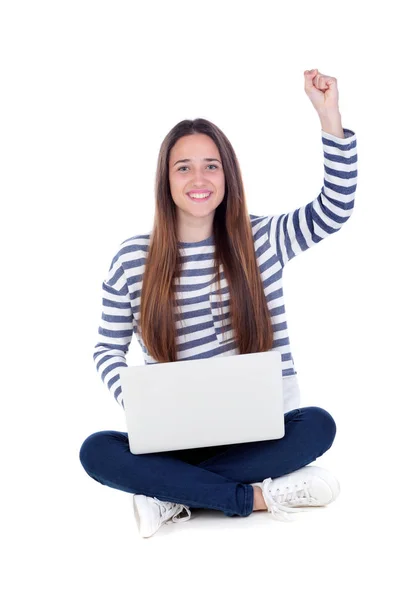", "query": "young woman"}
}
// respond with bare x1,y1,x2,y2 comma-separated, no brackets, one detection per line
79,69,358,538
